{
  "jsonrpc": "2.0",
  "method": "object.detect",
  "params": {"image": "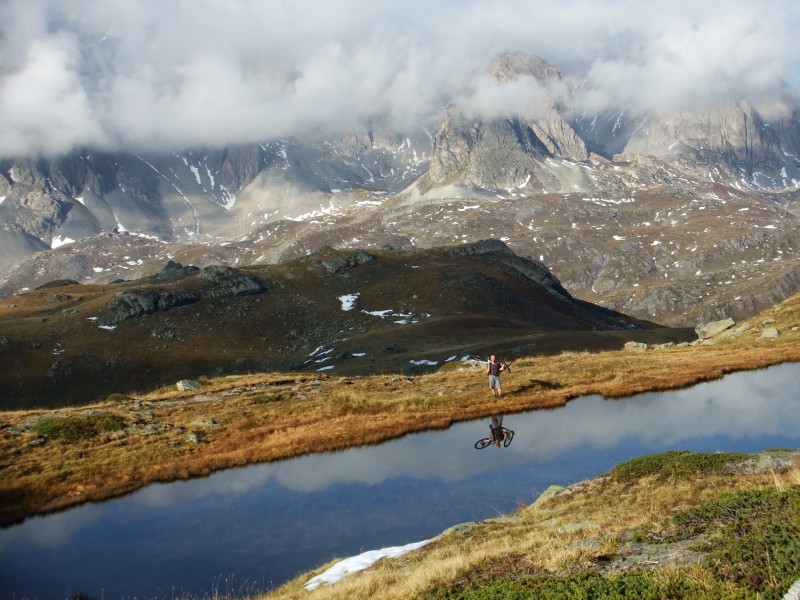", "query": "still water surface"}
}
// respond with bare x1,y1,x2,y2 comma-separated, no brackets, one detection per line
1,362,799,599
